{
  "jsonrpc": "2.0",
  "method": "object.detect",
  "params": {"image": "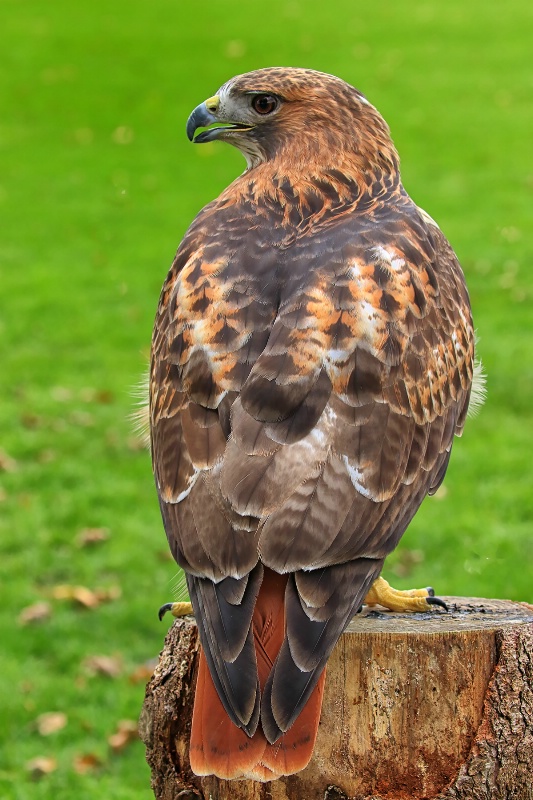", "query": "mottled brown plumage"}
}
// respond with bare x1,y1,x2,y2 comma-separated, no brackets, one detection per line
150,68,479,781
